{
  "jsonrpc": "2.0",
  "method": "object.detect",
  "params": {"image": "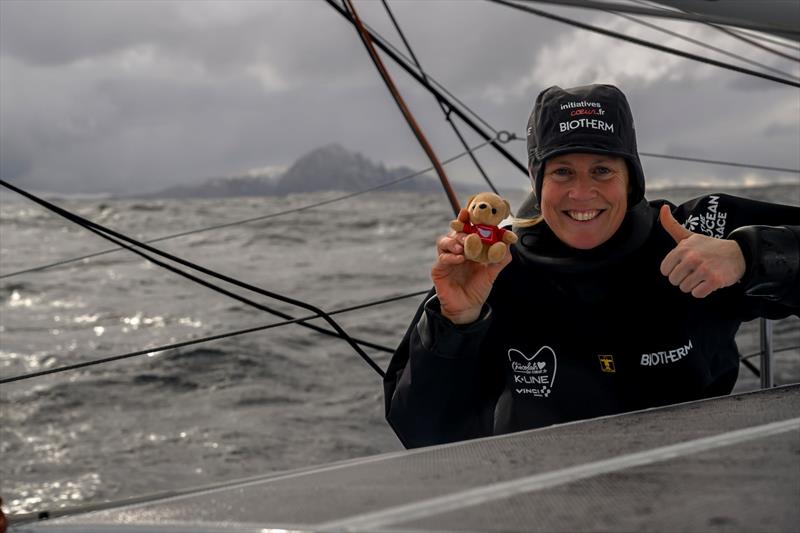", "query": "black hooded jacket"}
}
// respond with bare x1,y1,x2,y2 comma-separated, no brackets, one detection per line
384,194,800,449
